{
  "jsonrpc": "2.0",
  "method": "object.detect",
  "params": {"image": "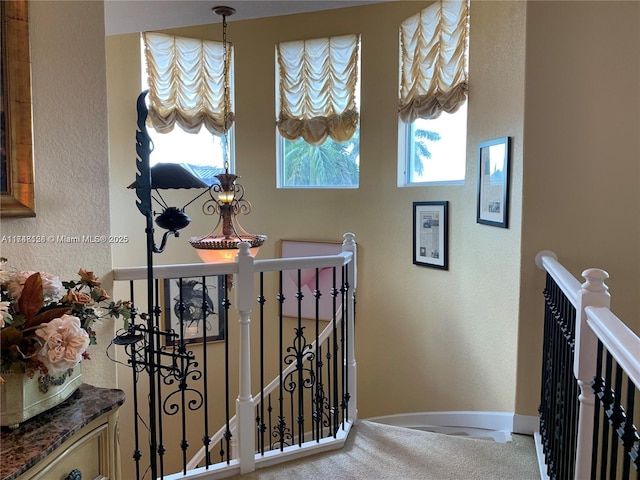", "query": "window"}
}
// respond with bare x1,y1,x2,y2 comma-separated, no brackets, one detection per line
276,34,361,188
141,33,235,185
398,1,470,186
